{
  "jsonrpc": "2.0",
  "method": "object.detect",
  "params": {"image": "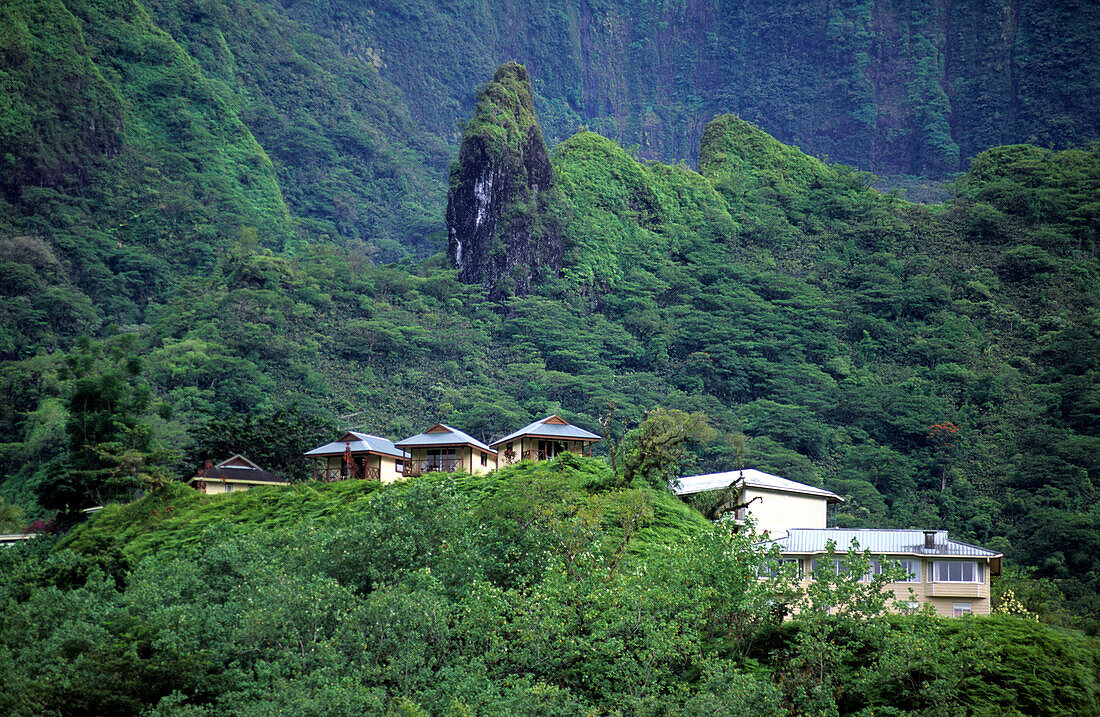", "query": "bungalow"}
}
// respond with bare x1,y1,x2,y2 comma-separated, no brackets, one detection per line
396,424,497,476
762,528,1003,617
189,455,287,494
305,431,408,484
490,415,600,465
672,468,843,537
